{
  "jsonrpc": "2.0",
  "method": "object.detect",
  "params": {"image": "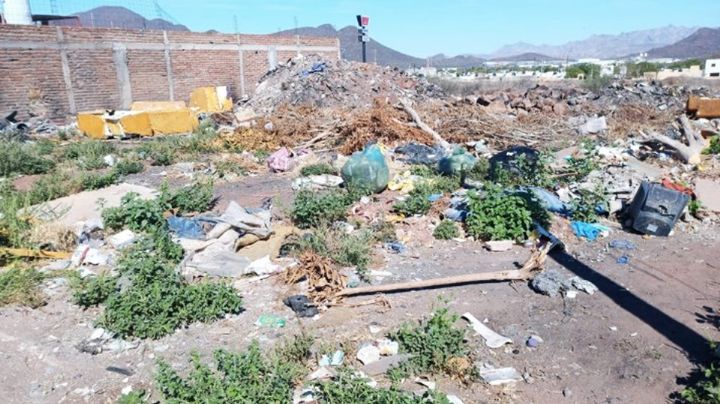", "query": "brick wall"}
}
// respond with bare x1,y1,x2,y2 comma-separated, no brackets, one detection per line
0,25,340,121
